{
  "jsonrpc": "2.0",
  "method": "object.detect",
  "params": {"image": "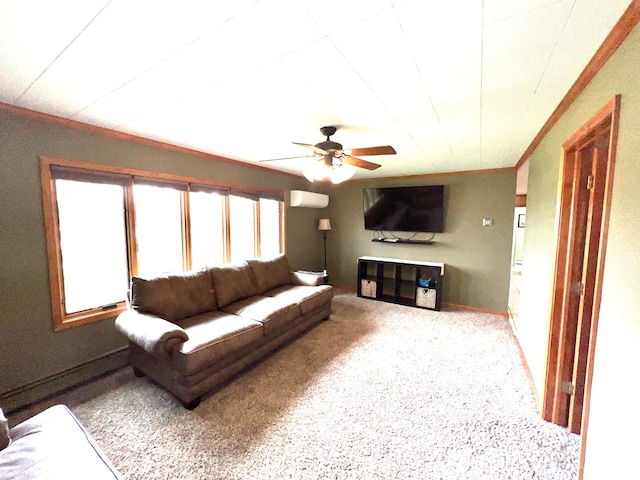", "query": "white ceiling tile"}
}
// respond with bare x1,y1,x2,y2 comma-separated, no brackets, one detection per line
482,49,549,95
437,105,481,165
482,0,574,62
481,100,532,166
303,0,392,35
534,0,634,96
281,38,391,130
483,0,568,24
396,0,483,117
18,0,322,116
397,0,482,67
75,54,309,129
329,9,426,112
0,0,109,104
